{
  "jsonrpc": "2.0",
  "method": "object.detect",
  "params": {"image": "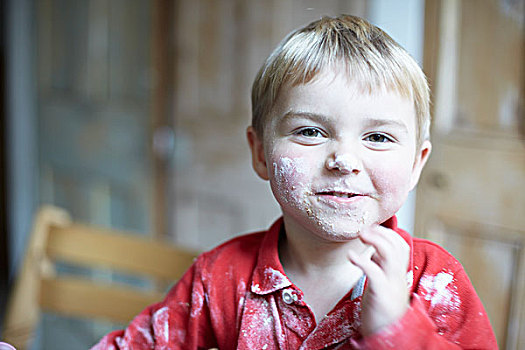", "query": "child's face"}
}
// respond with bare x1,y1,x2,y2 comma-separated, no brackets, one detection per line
248,67,431,242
